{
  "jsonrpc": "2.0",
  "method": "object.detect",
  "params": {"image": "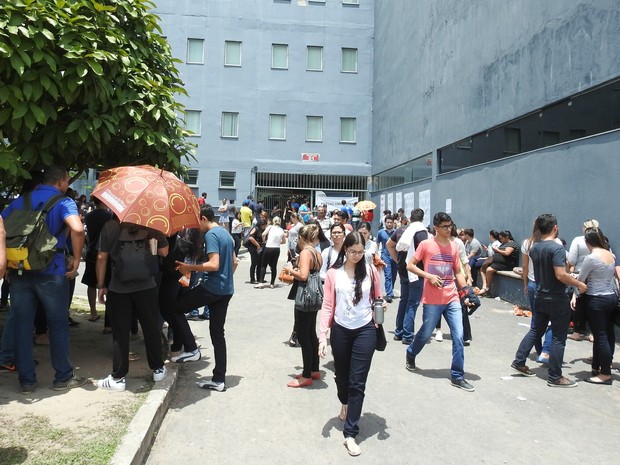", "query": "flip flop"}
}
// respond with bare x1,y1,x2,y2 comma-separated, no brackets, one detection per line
88,315,100,322
583,377,612,385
